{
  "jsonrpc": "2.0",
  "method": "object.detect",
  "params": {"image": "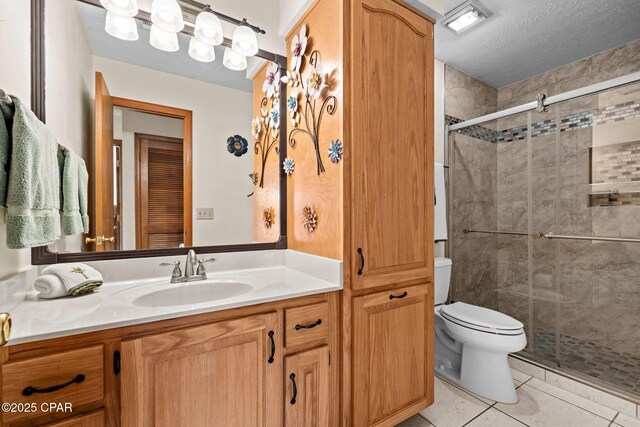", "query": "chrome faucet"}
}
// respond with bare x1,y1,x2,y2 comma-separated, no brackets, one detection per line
160,250,216,283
